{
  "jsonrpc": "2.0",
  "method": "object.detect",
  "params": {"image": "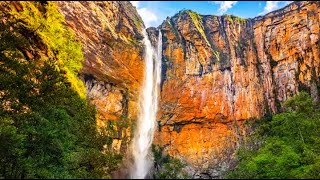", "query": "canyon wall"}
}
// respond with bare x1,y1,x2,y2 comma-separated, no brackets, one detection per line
56,1,145,154
56,1,320,177
151,1,320,178
2,1,319,178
